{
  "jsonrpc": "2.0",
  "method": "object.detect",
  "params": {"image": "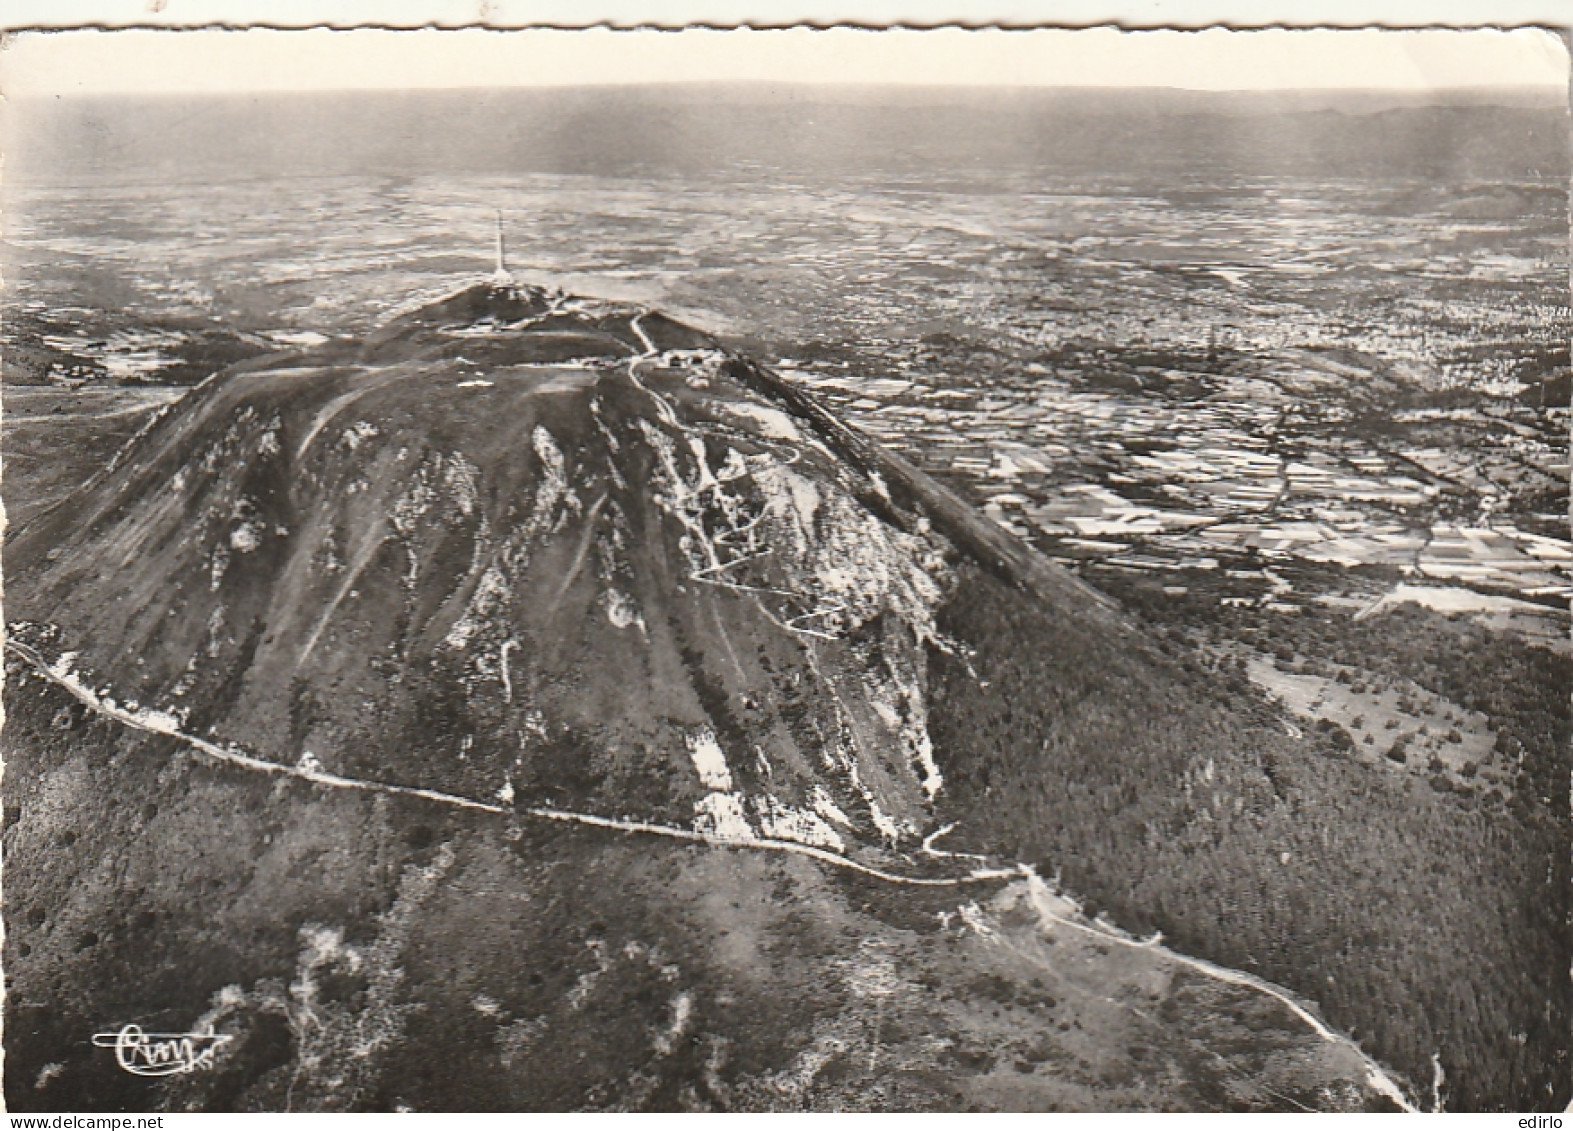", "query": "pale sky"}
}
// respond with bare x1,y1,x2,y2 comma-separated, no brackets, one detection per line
2,26,1567,98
